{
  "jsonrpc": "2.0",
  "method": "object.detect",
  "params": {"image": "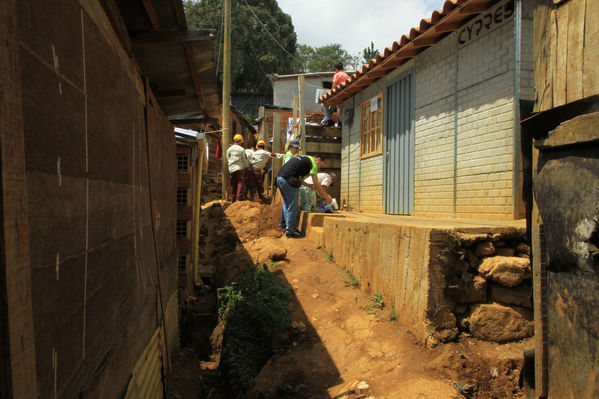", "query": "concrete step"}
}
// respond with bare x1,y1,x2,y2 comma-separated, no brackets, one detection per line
306,226,323,247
